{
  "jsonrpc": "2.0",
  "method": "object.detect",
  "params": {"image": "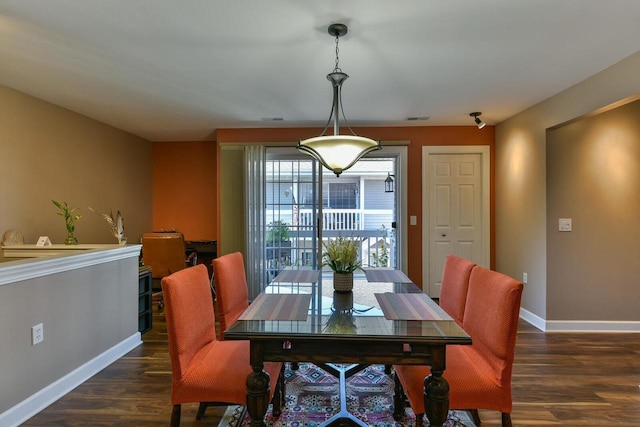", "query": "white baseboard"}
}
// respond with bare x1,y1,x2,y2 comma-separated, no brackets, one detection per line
520,308,640,332
0,333,142,427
